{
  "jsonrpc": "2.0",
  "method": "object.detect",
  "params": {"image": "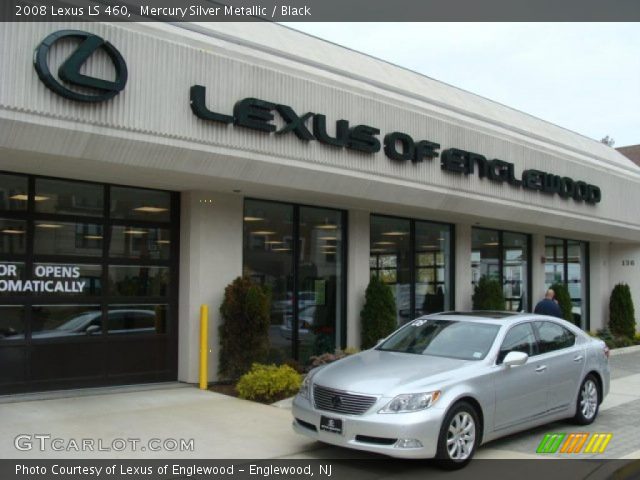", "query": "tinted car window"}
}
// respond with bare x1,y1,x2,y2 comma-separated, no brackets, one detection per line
535,321,575,354
498,322,536,363
378,319,500,360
